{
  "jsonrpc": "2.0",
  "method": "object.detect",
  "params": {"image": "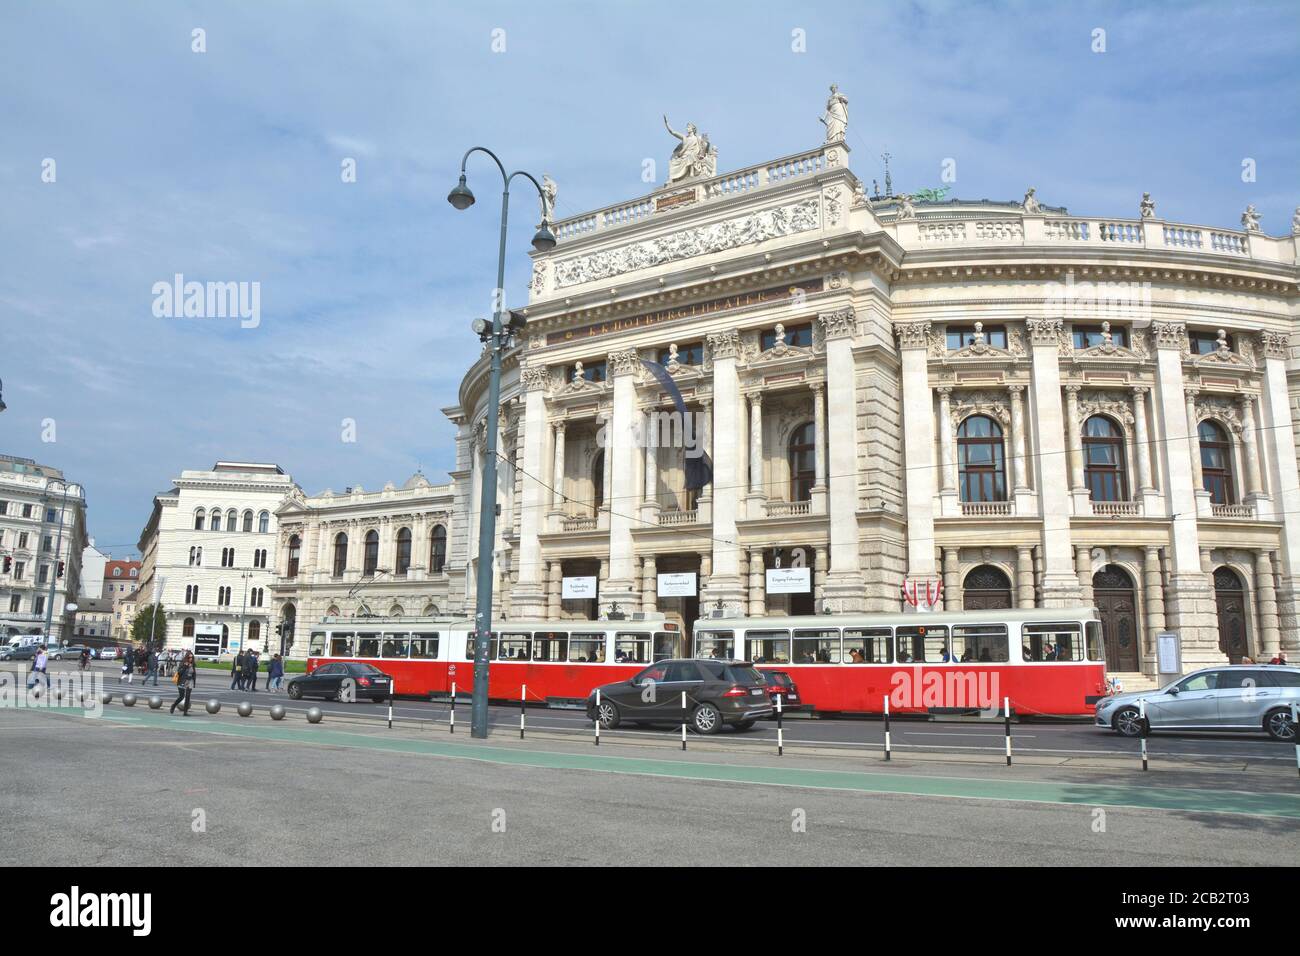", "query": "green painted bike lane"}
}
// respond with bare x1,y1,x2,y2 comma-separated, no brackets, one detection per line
39,706,1300,819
